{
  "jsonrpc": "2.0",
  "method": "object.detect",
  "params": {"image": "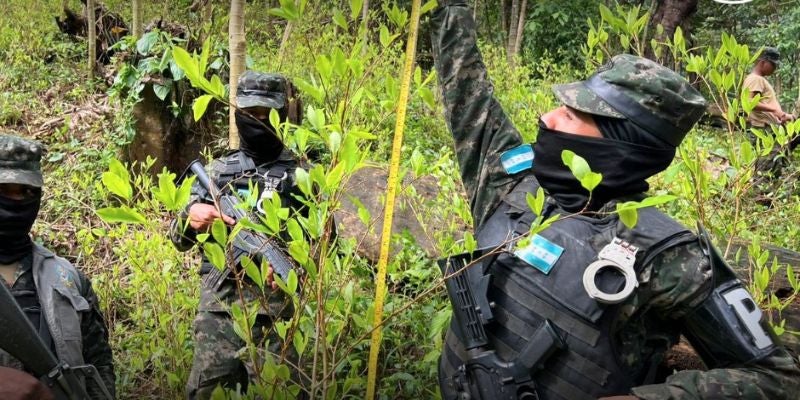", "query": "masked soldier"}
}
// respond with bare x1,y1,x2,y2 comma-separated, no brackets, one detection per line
170,71,305,399
0,134,115,399
431,2,800,399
